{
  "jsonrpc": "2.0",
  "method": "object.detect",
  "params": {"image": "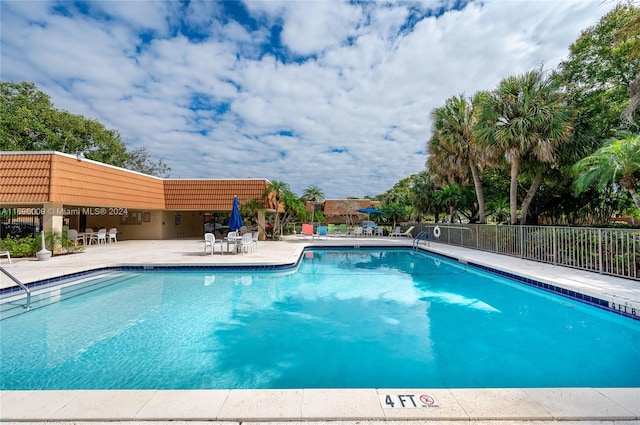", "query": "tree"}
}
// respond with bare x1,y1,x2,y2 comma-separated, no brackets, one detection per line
475,68,573,224
302,185,325,224
430,92,495,223
615,4,640,128
381,203,408,228
123,146,171,178
434,183,465,223
572,133,640,212
557,4,640,133
410,171,436,221
0,81,171,177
